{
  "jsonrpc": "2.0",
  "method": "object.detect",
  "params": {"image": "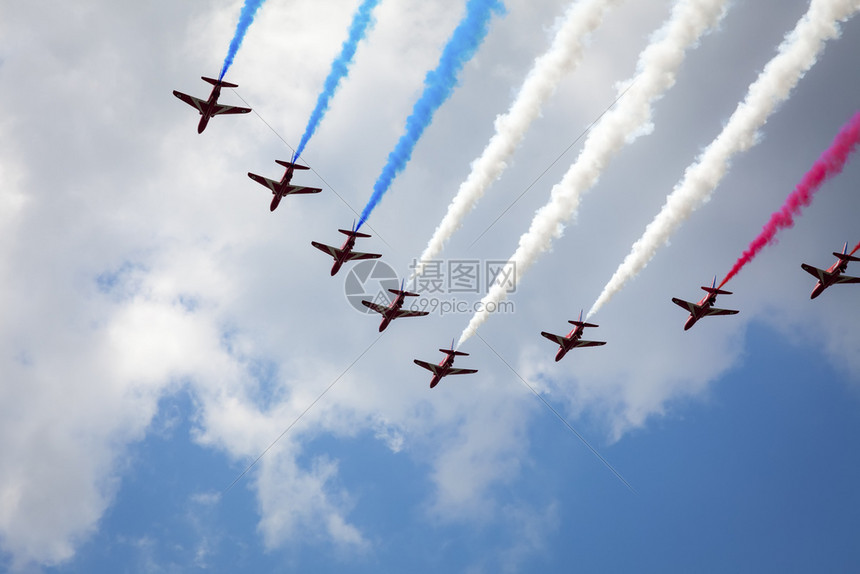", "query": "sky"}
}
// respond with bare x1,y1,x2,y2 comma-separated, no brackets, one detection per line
0,0,858,572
